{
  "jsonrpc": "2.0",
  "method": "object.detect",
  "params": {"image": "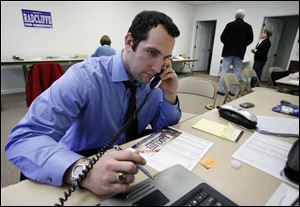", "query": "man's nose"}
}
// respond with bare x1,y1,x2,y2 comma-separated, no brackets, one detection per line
151,58,163,73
